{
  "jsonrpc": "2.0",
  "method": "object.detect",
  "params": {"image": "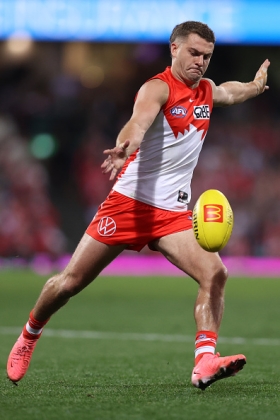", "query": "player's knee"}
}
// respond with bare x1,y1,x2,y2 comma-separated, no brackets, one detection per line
48,271,83,298
212,263,228,288
62,271,84,297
